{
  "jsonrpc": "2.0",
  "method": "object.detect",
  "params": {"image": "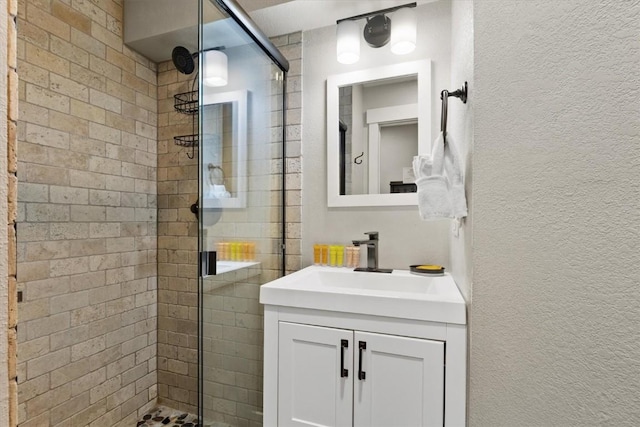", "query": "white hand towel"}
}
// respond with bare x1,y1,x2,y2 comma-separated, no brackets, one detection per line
414,133,453,220
443,134,468,219
412,154,432,180
413,132,468,220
